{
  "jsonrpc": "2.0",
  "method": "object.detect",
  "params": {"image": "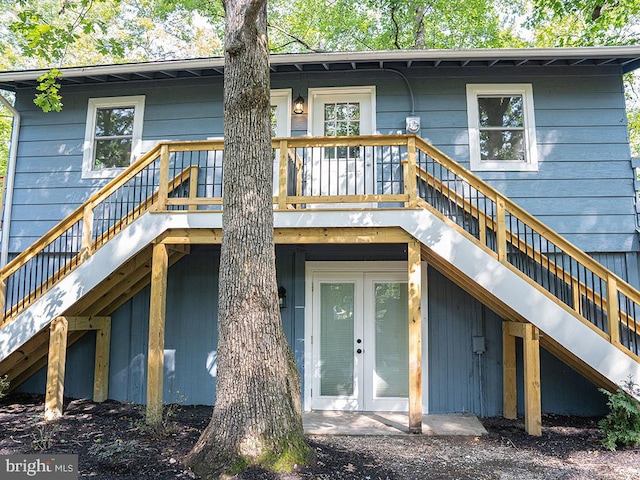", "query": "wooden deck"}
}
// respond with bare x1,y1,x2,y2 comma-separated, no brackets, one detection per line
0,135,639,435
